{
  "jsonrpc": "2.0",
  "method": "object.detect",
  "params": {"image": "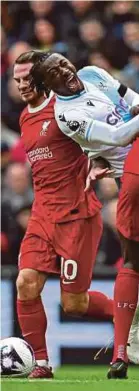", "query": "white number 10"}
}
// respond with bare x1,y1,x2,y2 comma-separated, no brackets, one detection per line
61,258,77,281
